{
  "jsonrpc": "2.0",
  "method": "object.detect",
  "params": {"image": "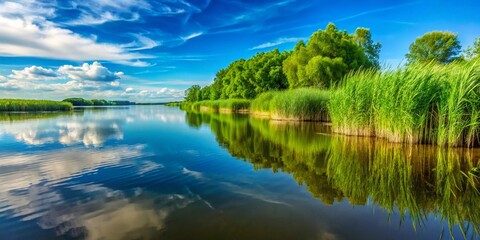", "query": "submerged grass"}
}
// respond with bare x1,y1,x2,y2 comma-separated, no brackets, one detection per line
251,88,330,121
0,99,73,112
329,60,480,147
